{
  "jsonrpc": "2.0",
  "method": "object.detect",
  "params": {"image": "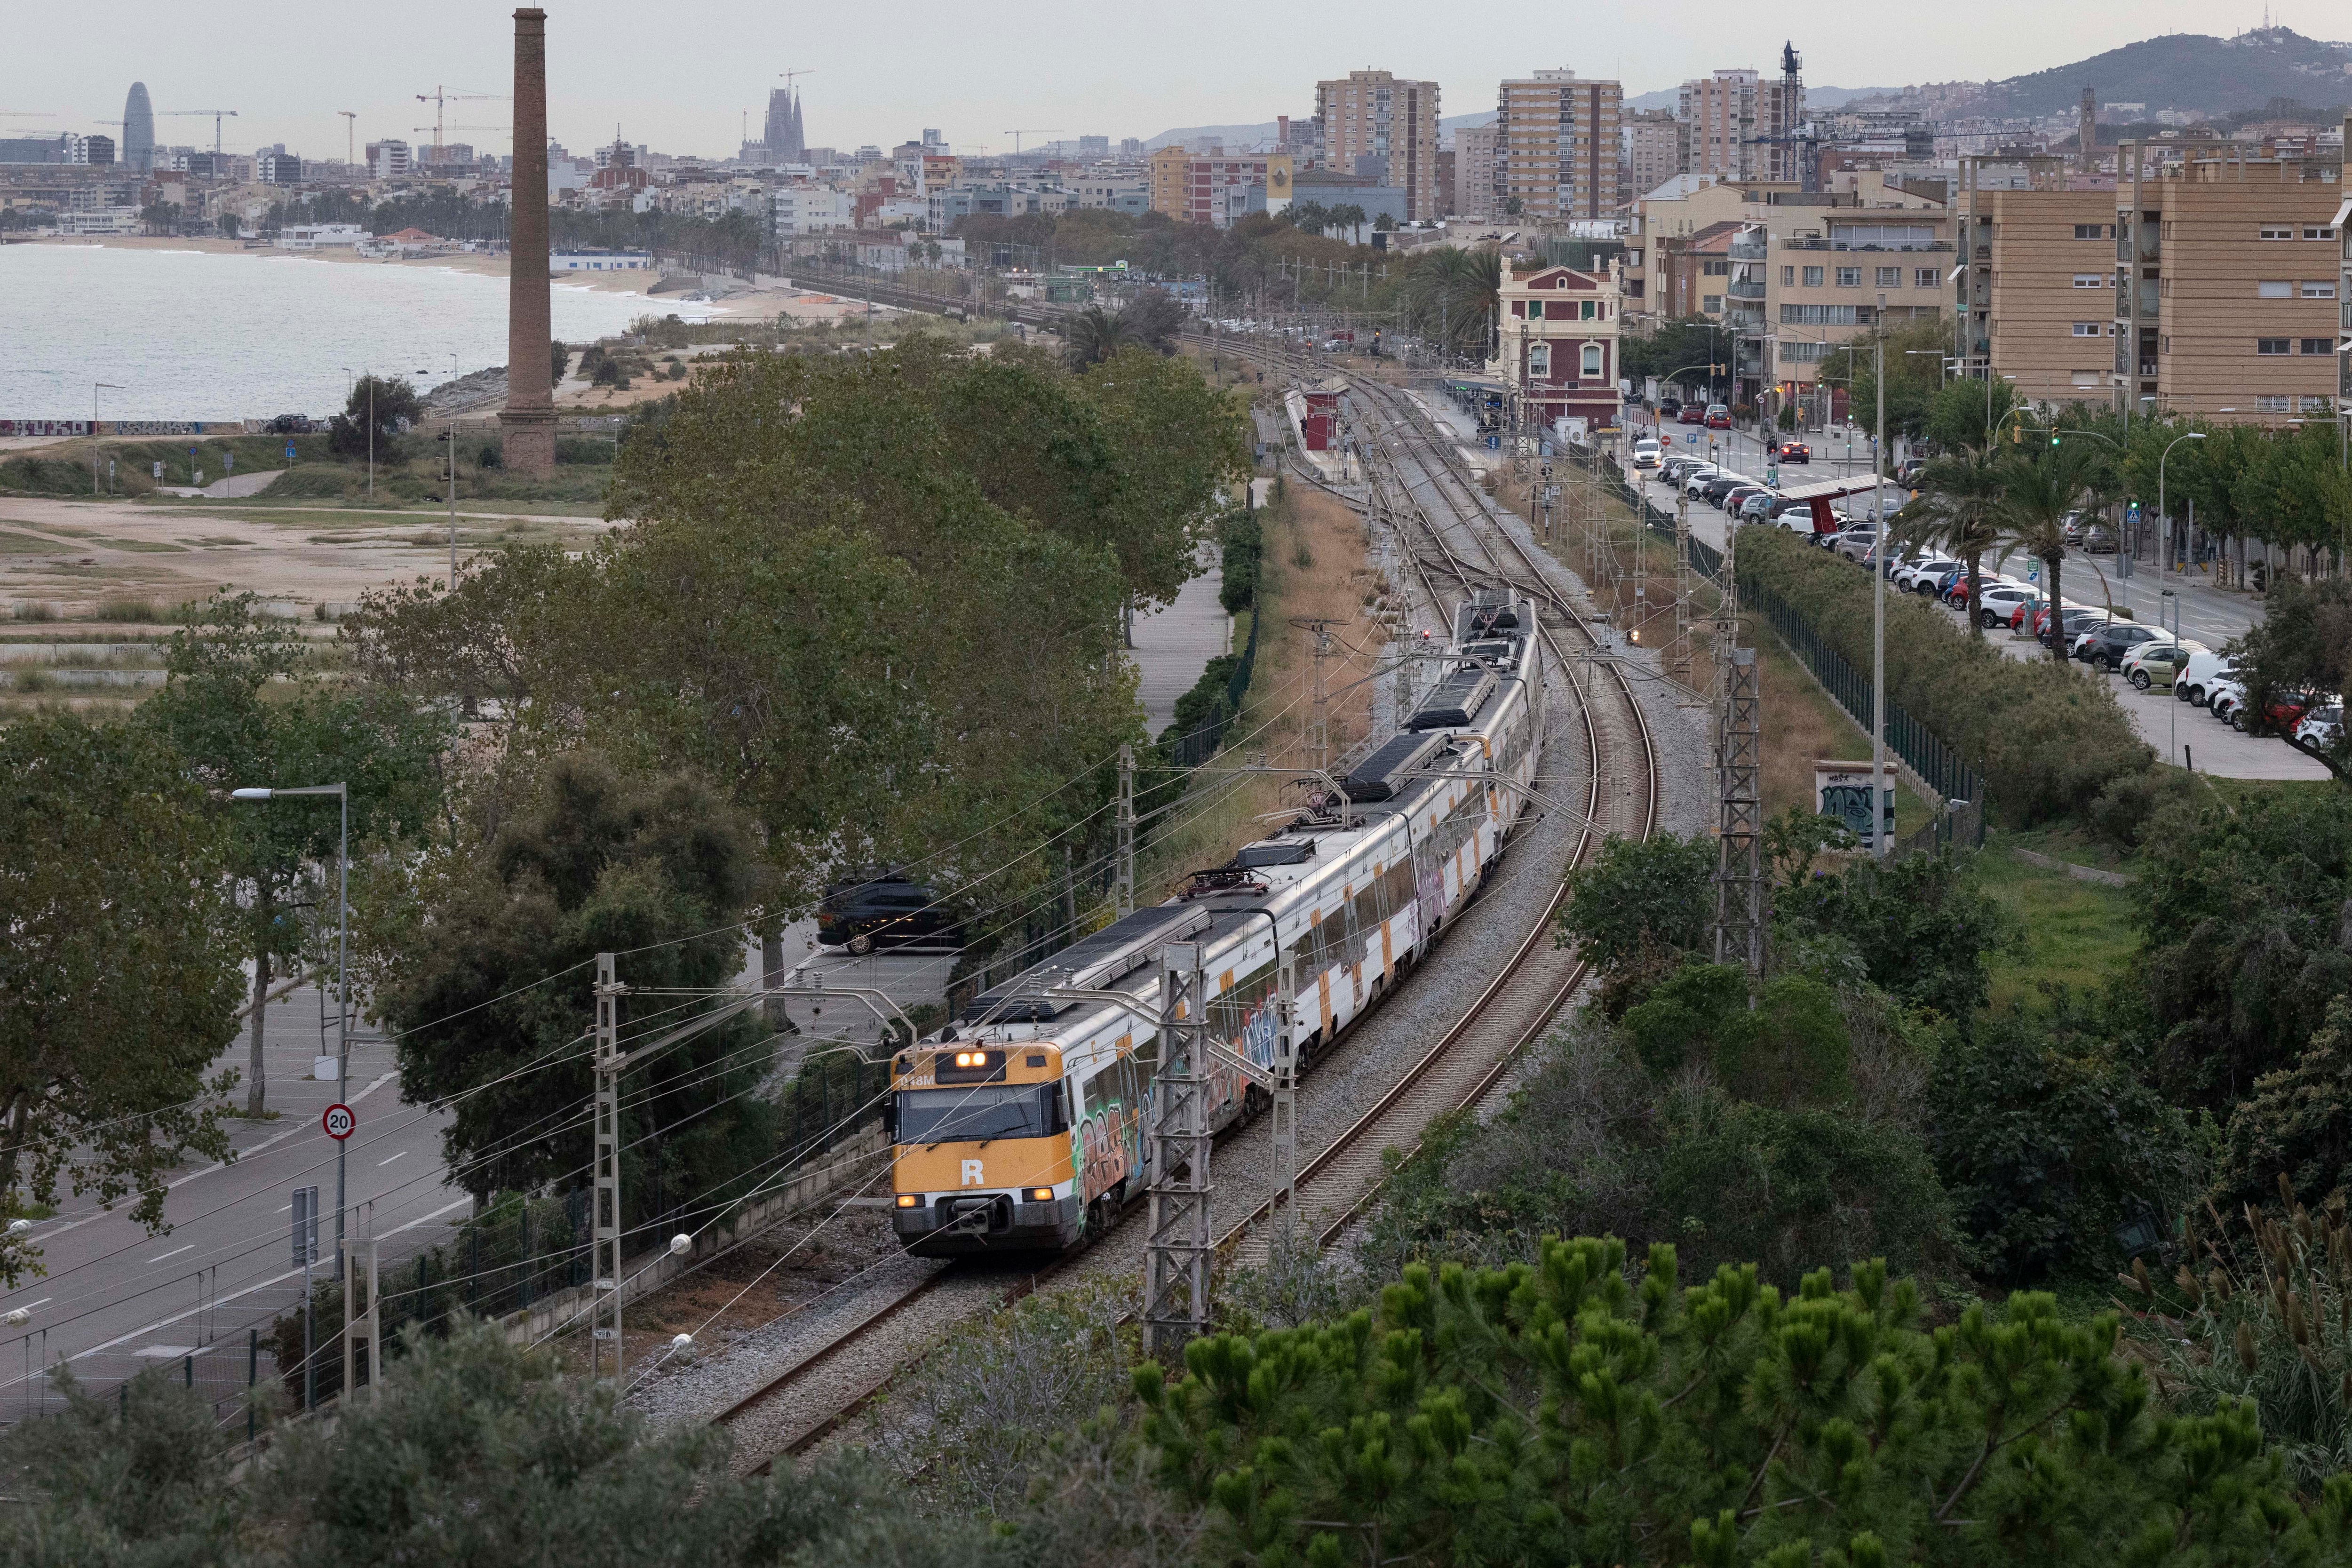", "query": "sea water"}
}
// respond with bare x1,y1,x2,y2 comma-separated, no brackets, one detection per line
0,243,718,422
